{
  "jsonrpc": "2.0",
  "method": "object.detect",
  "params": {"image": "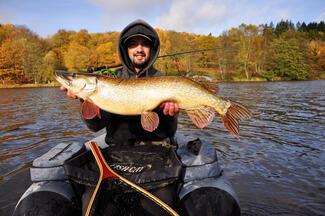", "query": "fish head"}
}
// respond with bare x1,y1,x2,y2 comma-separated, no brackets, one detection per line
55,70,97,99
